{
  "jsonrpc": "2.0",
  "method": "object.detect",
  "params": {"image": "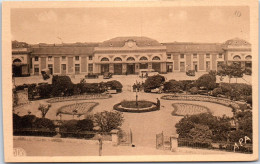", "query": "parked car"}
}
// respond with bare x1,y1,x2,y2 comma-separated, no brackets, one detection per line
186,70,195,76
139,69,159,78
103,72,113,79
85,73,99,79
